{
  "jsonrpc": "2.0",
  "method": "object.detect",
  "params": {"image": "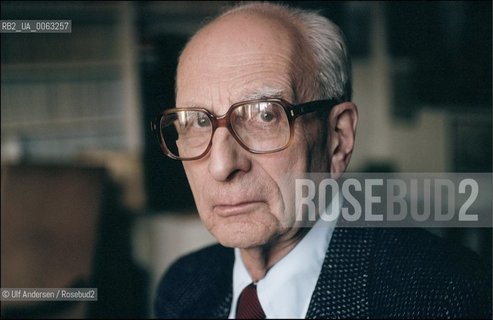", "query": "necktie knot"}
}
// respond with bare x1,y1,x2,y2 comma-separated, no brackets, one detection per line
236,283,266,319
